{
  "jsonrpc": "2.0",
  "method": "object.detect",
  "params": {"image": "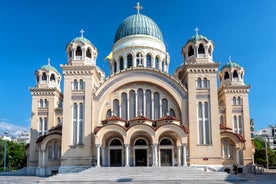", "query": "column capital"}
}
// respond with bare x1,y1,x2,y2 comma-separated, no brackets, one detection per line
96,144,101,148
124,144,130,147
182,143,187,147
